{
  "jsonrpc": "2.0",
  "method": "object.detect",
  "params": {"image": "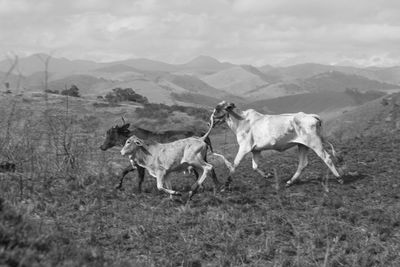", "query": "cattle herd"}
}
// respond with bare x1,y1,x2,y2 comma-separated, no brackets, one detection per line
100,101,347,203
